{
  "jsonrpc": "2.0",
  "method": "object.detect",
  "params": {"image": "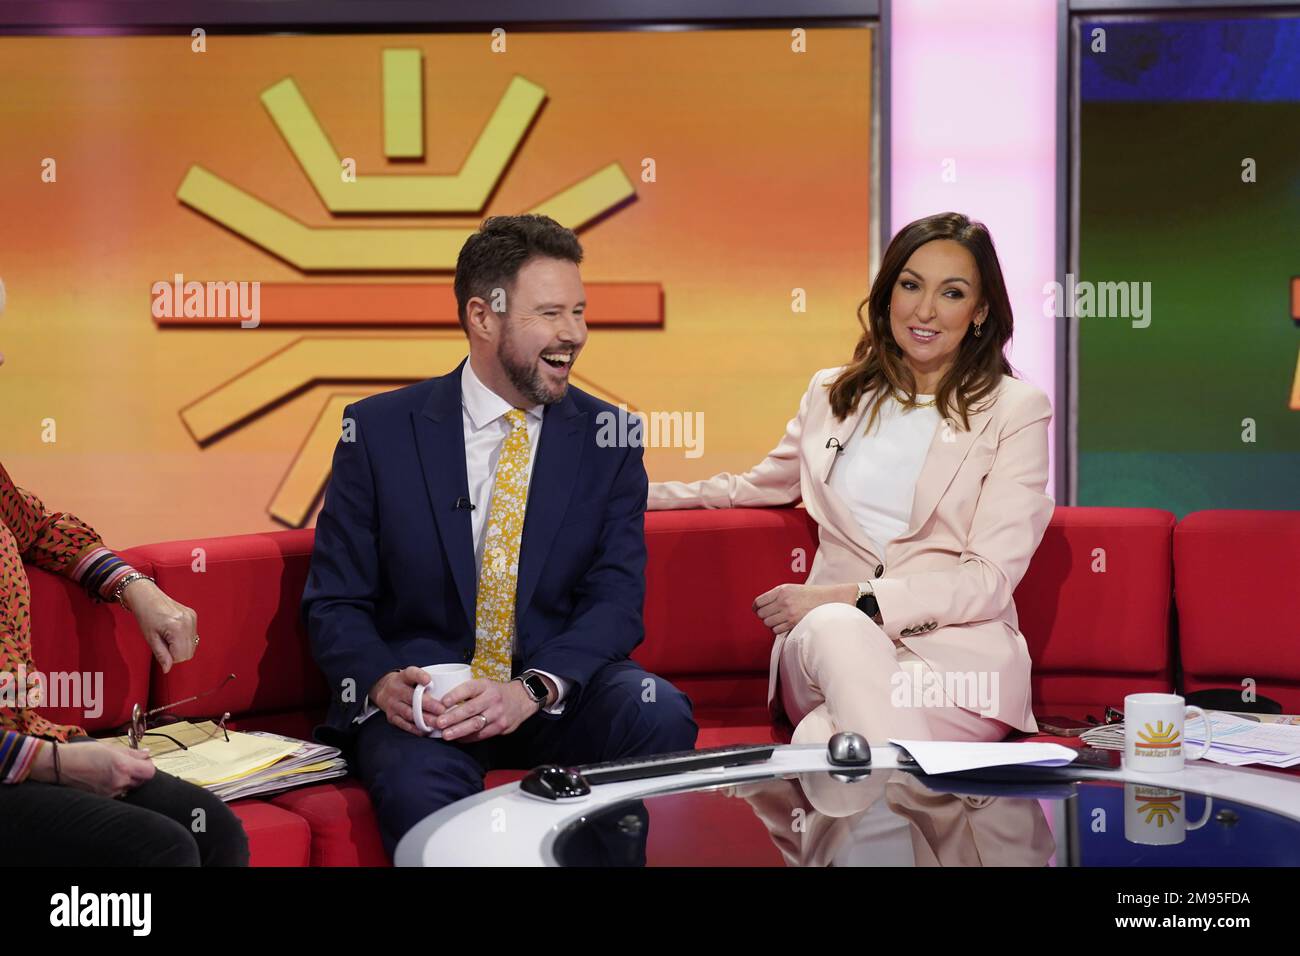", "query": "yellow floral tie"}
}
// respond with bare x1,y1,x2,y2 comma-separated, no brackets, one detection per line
471,408,531,682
